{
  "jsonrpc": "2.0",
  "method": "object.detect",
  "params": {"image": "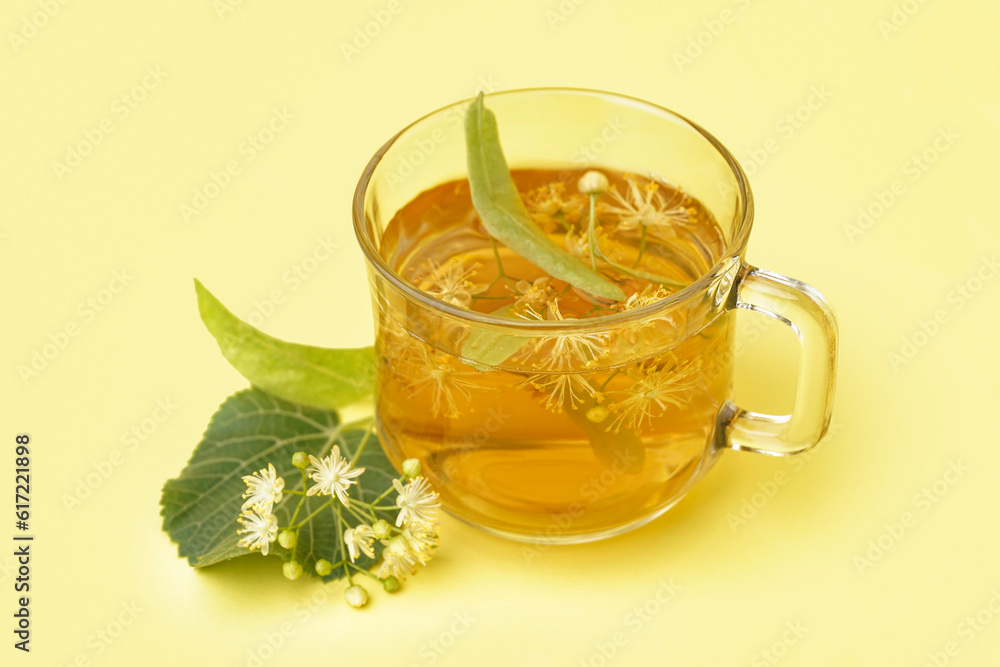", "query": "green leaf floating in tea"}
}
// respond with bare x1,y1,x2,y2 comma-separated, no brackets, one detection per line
464,92,626,302
460,302,533,370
